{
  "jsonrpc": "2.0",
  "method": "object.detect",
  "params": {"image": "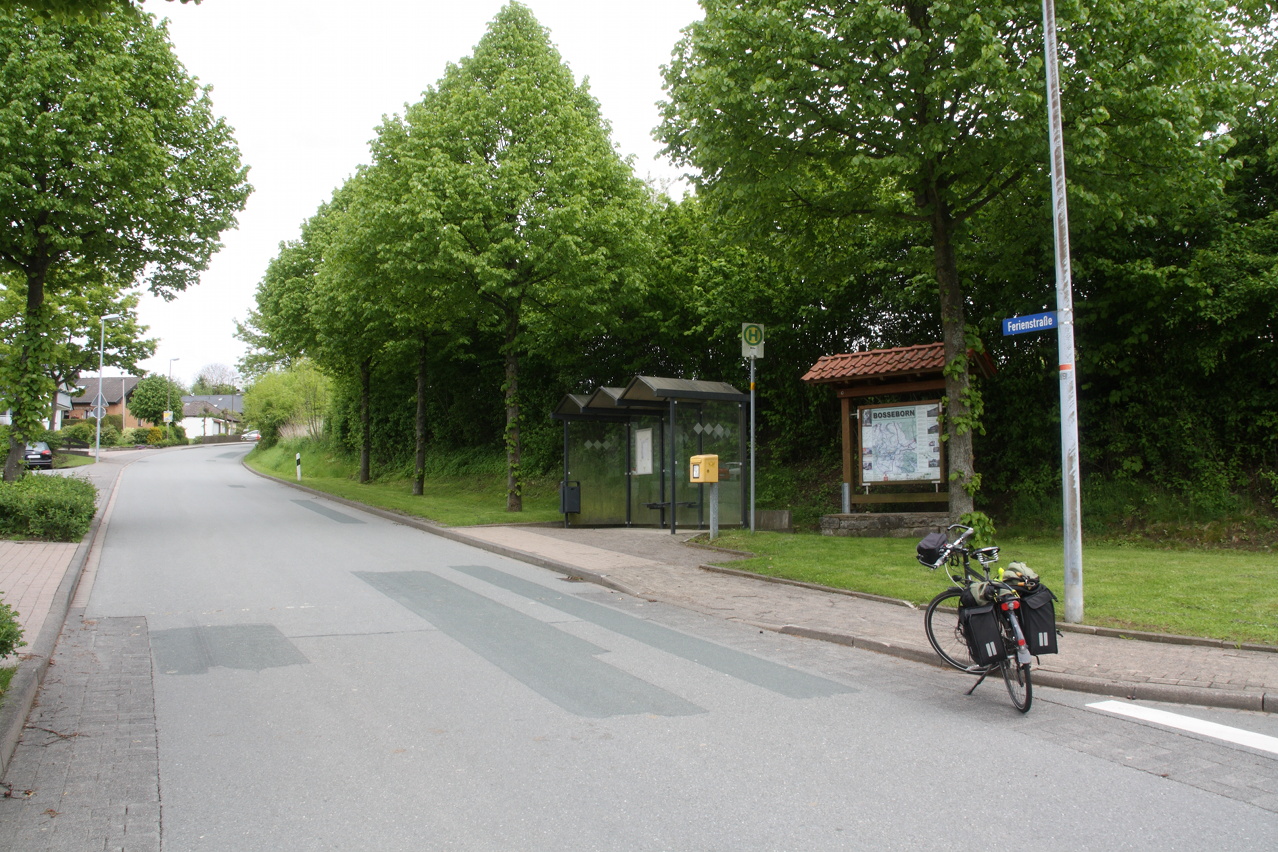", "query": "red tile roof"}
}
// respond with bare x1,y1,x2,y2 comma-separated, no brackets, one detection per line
802,343,994,385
